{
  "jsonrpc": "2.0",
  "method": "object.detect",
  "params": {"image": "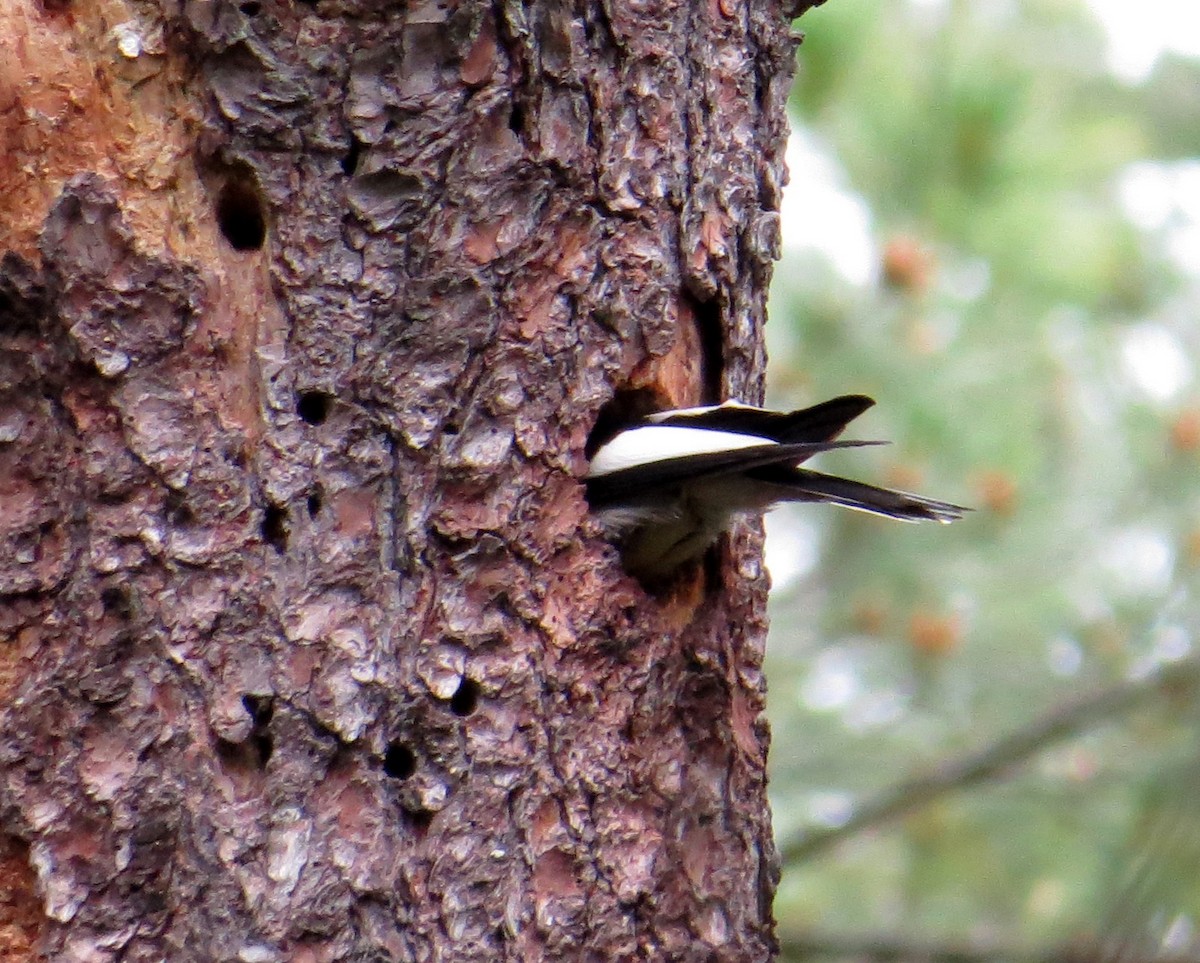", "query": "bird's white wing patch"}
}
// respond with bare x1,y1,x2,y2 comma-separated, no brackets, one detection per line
587,425,776,477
